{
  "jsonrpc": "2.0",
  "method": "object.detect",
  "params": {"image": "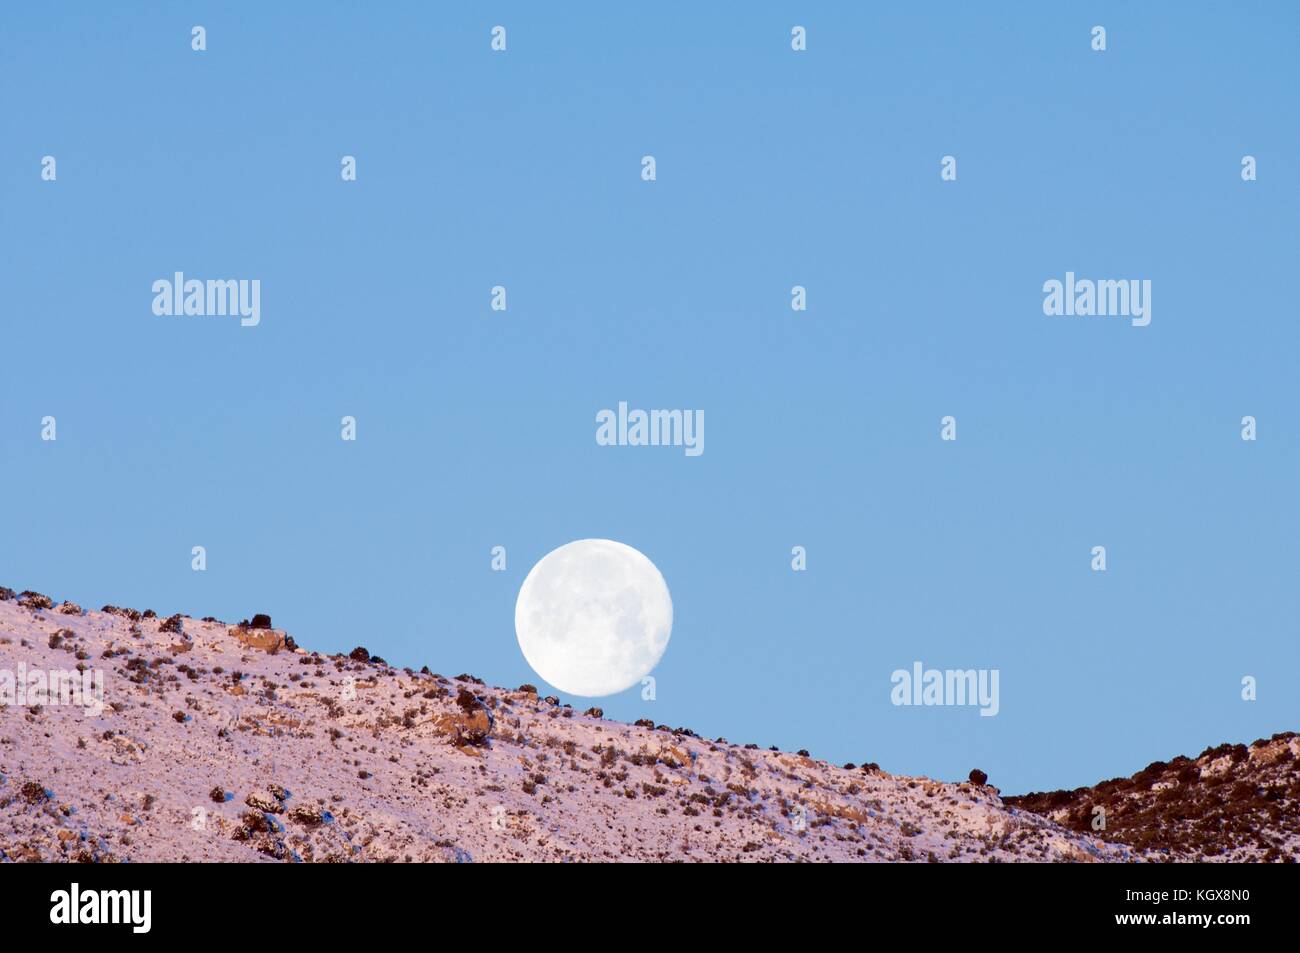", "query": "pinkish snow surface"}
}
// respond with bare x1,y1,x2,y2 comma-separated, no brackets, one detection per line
0,594,1132,862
